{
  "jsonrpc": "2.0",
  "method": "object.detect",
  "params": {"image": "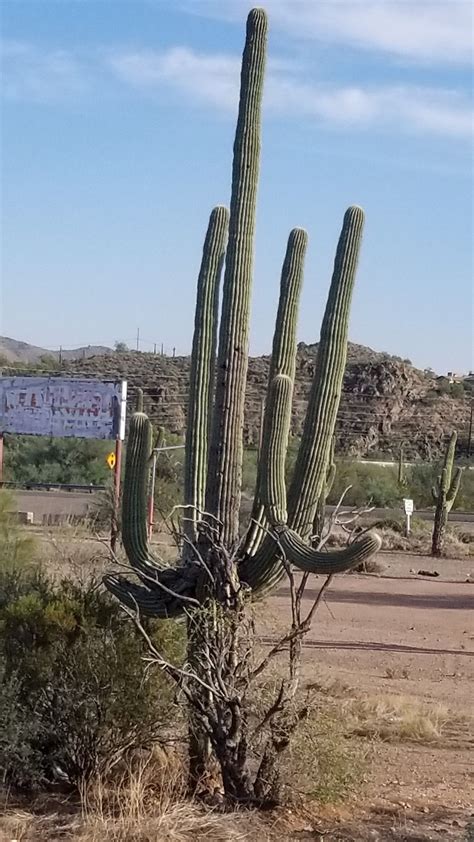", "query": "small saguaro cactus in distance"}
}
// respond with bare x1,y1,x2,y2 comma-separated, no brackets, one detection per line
431,432,463,556
398,442,406,487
